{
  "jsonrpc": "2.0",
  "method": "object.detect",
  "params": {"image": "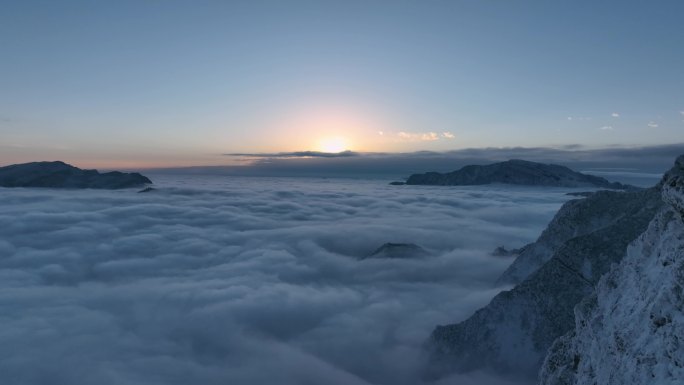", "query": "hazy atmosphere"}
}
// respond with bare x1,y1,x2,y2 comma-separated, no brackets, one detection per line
2,1,683,385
